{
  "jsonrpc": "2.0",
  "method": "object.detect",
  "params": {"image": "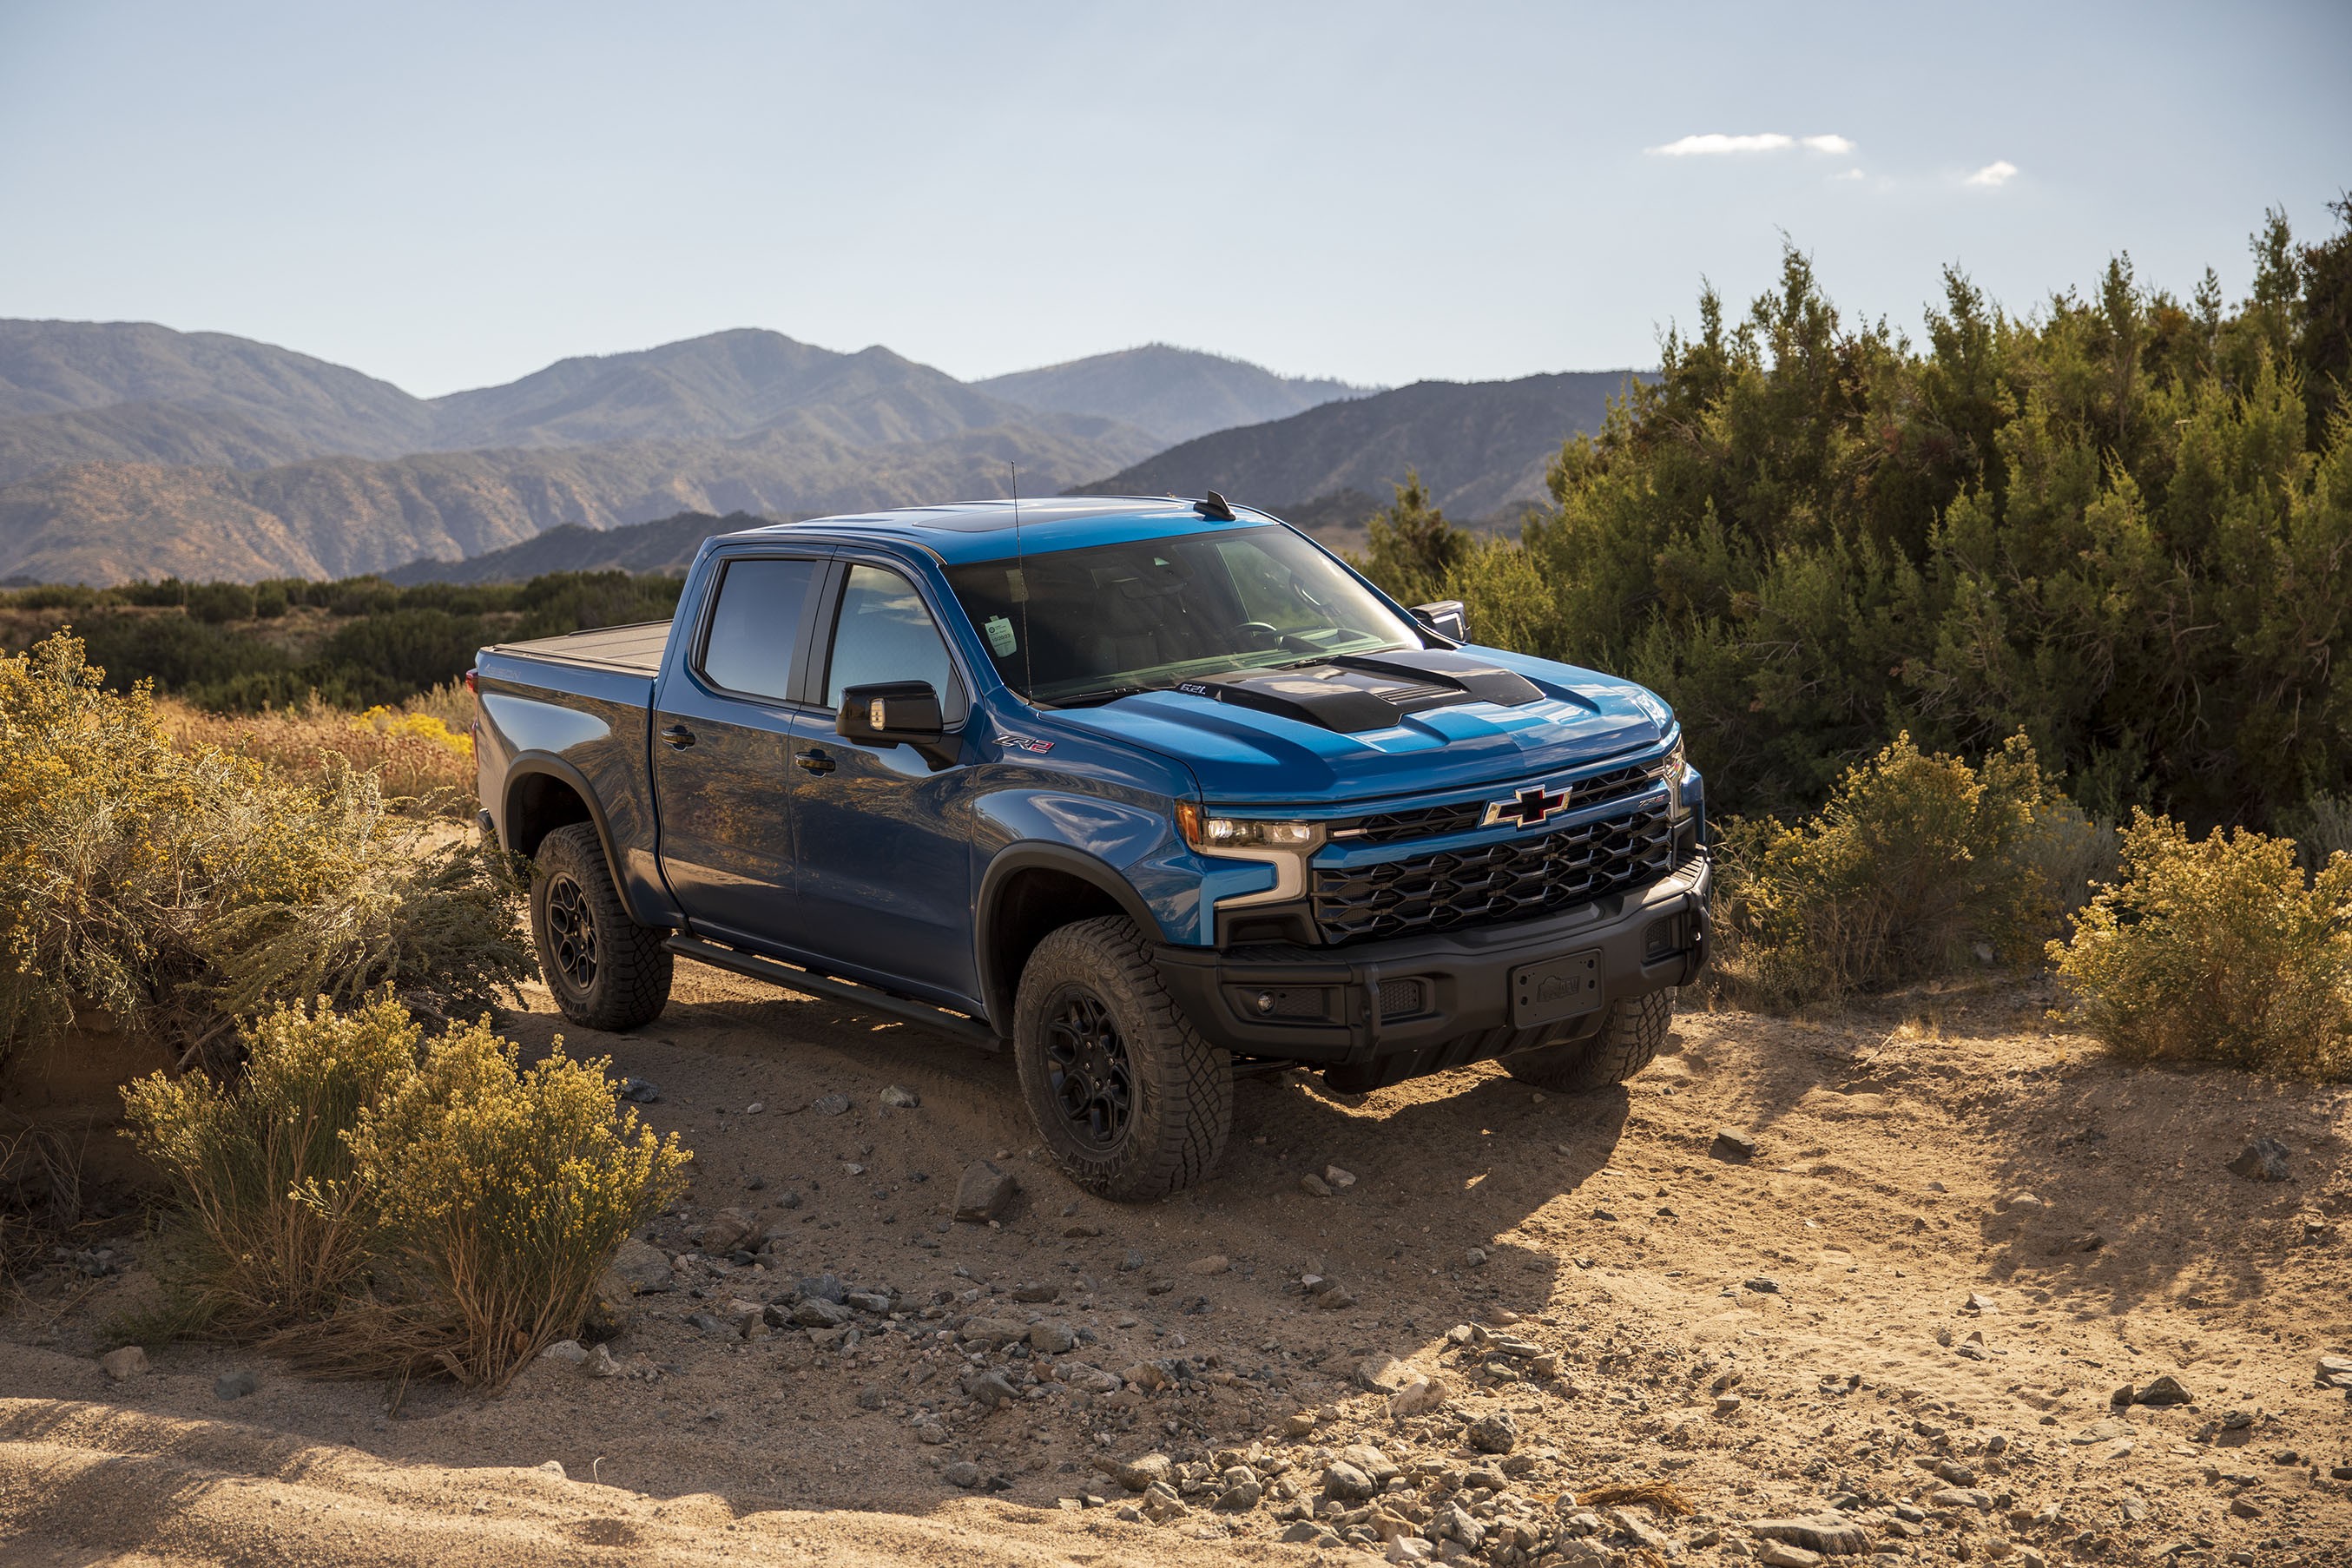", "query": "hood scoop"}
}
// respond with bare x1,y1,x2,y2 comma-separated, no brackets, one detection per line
1171,649,1546,735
